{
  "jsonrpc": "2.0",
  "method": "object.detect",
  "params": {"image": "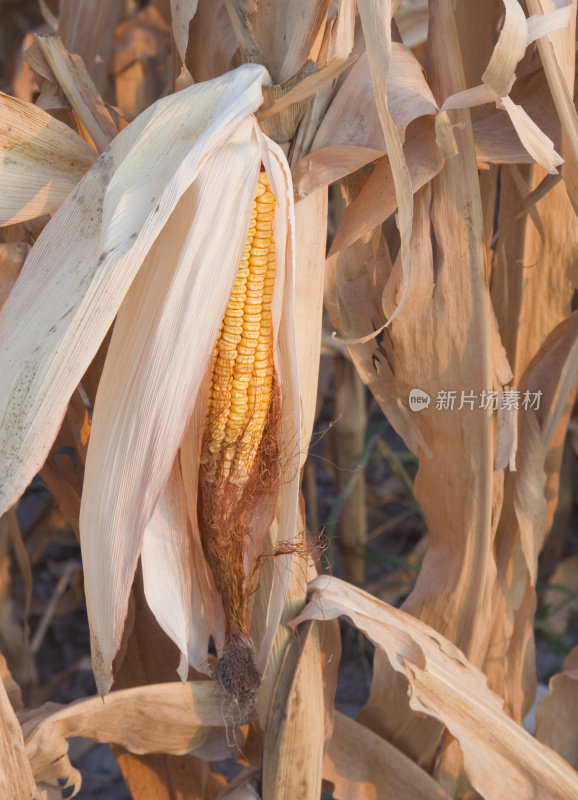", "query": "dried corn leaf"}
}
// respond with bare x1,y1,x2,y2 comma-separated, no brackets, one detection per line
0,678,42,800
111,570,217,800
113,751,220,800
215,768,260,798
481,314,578,723
442,0,569,173
329,117,442,253
35,35,118,152
535,647,578,769
296,576,578,800
526,0,578,211
394,0,428,48
324,711,450,800
0,92,95,225
357,0,414,324
1,653,22,716
22,681,237,797
294,44,437,197
326,0,505,767
314,45,436,148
